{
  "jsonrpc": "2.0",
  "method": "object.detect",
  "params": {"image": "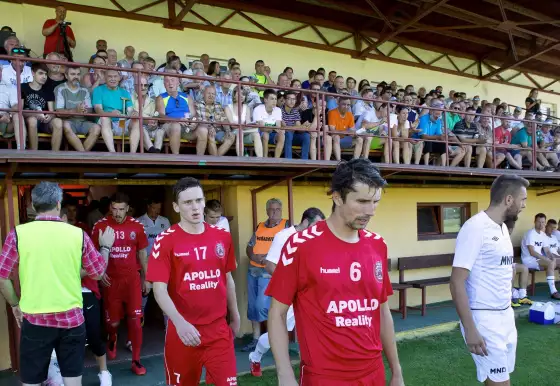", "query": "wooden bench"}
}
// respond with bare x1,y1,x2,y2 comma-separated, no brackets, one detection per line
398,254,454,316
388,259,411,319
